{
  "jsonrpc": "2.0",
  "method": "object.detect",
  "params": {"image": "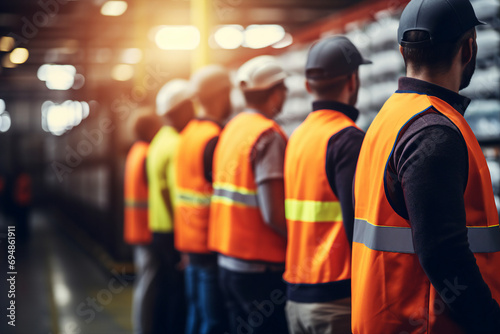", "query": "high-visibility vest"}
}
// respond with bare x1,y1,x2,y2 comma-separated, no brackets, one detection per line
124,141,151,245
147,126,179,233
174,119,221,254
208,111,287,263
284,109,357,286
352,92,500,334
